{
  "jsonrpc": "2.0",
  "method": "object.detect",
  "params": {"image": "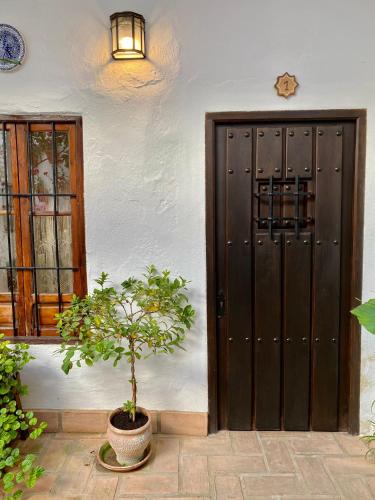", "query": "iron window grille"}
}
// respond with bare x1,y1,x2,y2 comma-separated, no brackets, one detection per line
0,120,80,337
